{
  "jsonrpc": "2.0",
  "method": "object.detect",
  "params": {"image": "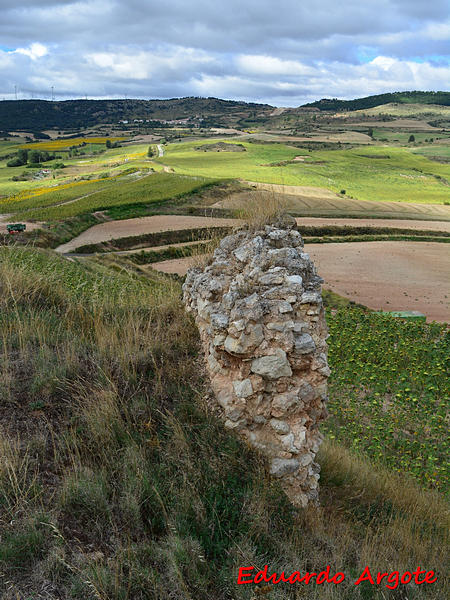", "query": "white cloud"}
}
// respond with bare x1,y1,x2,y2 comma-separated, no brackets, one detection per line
236,55,315,76
14,42,48,60
86,47,216,81
370,56,398,70
423,21,450,41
